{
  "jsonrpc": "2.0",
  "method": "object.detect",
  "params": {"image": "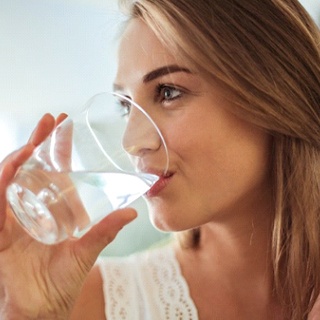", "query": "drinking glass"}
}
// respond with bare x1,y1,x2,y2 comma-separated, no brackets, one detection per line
6,92,169,244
